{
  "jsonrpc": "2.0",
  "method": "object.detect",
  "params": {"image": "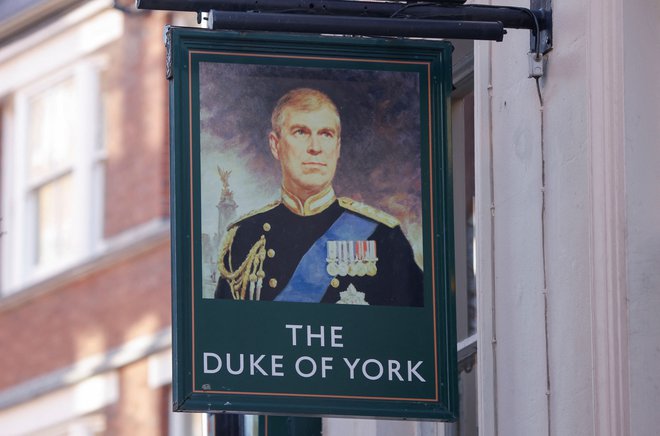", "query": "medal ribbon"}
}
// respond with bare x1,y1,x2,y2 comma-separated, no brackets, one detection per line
274,212,378,303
